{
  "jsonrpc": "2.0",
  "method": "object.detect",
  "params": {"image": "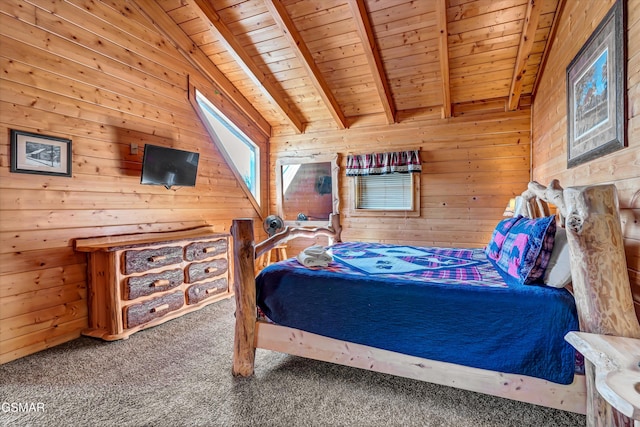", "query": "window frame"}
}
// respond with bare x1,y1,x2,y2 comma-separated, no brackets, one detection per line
350,172,421,217
276,154,339,227
189,85,266,216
